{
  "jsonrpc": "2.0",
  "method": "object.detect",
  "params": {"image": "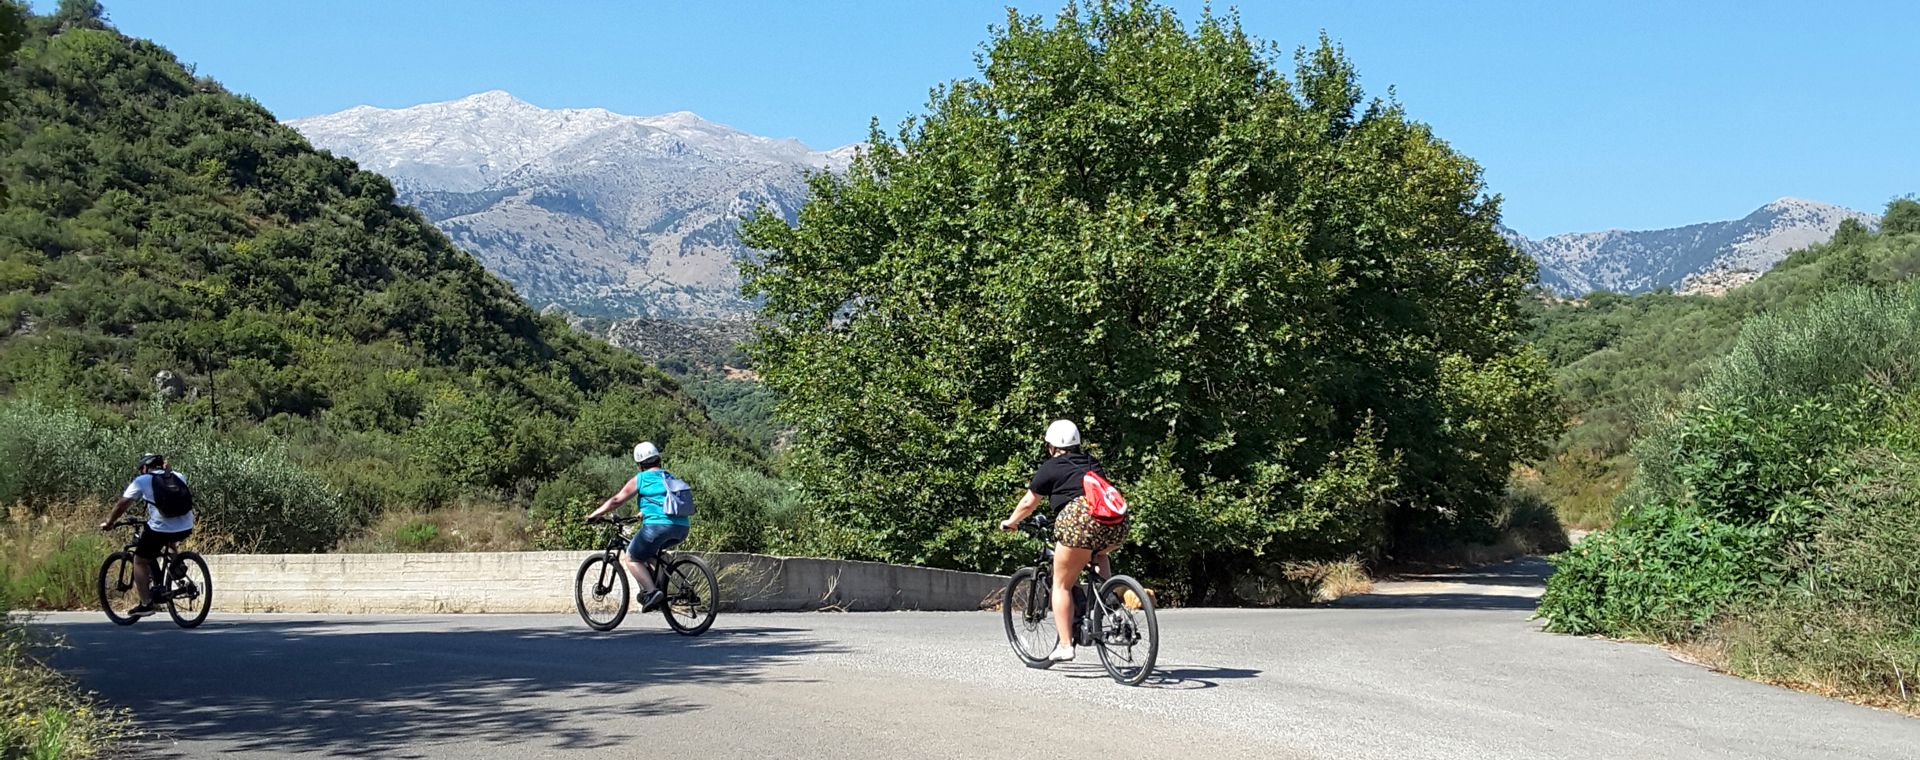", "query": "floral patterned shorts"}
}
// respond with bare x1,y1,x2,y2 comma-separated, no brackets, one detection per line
1053,496,1128,550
